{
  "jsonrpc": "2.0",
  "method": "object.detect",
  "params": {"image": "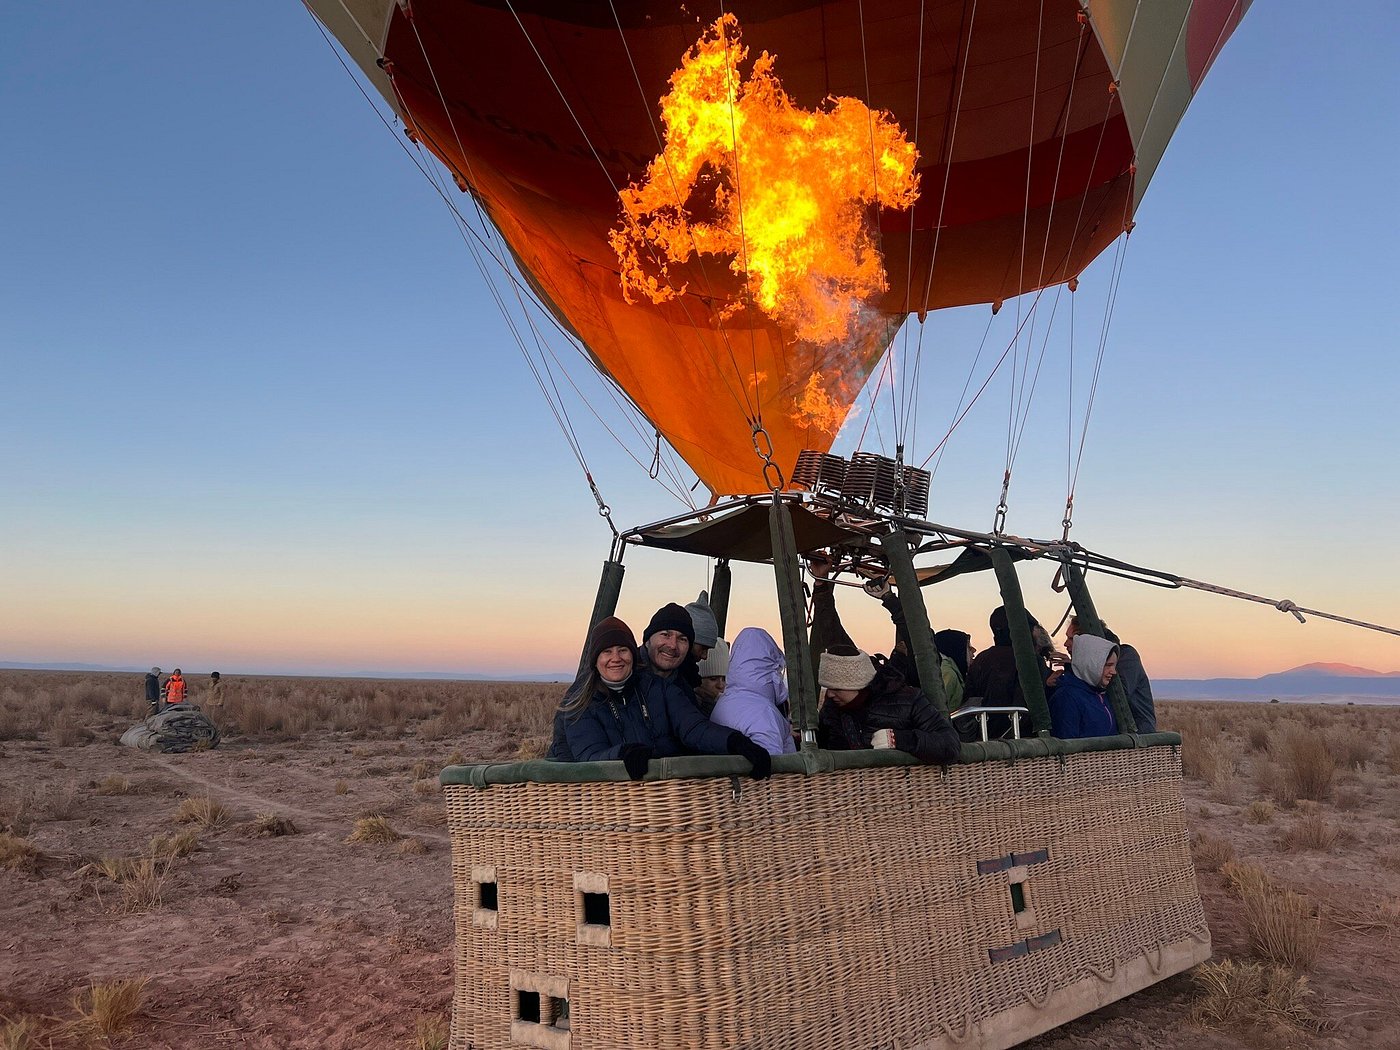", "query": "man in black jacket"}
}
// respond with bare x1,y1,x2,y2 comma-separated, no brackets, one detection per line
144,667,162,716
